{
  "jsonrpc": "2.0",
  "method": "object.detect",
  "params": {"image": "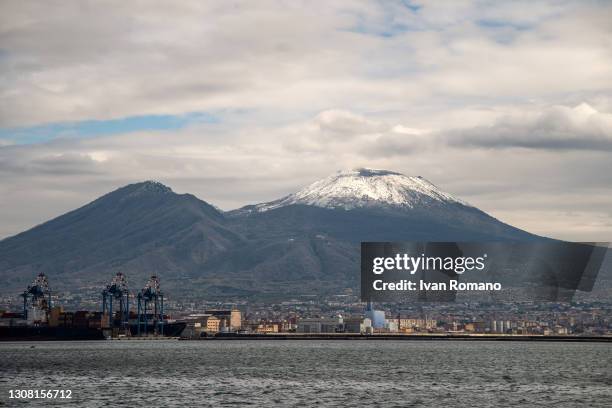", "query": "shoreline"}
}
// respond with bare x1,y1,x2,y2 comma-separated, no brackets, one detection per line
2,334,611,343
185,333,612,342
